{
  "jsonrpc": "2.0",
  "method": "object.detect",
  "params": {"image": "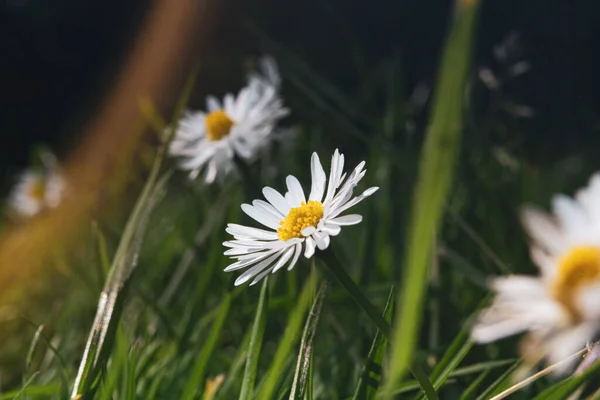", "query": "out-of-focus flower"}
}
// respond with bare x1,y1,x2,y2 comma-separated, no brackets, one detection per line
8,168,65,218
472,173,600,371
223,149,378,286
169,56,289,183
